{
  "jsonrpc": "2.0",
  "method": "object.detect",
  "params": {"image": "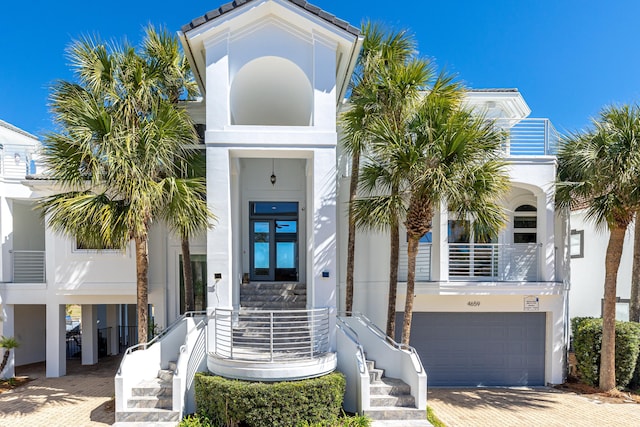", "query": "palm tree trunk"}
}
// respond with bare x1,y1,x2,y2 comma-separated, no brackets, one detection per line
181,237,194,312
135,236,150,345
345,152,360,313
0,349,10,375
386,219,400,339
631,214,640,322
600,226,626,391
401,236,419,345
